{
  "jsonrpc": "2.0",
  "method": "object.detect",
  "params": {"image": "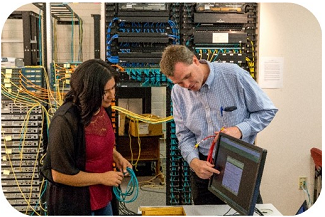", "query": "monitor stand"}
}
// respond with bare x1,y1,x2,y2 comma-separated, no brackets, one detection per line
254,207,264,216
